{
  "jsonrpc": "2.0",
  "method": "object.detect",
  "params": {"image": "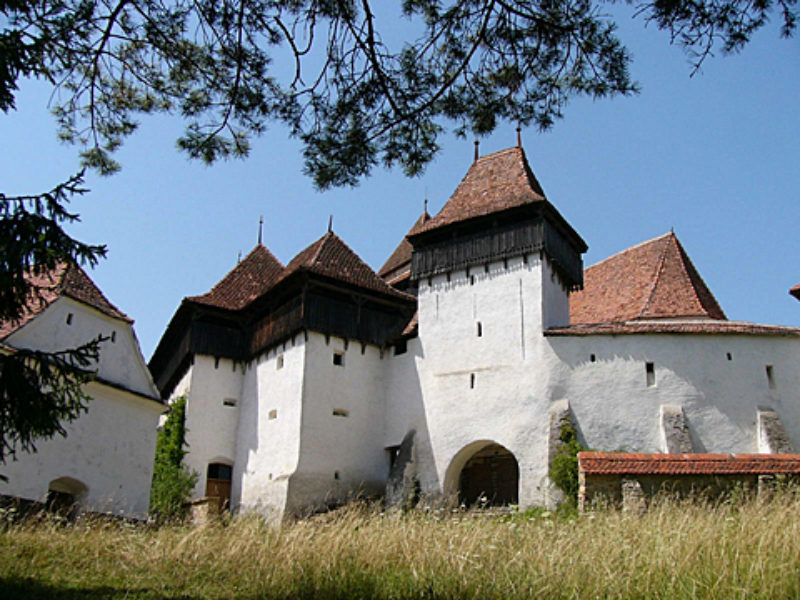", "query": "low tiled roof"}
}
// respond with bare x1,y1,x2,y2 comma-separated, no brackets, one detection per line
378,211,430,281
187,244,284,311
570,232,725,325
790,283,800,301
546,320,800,337
579,452,800,475
0,262,130,340
280,232,414,301
411,147,548,235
